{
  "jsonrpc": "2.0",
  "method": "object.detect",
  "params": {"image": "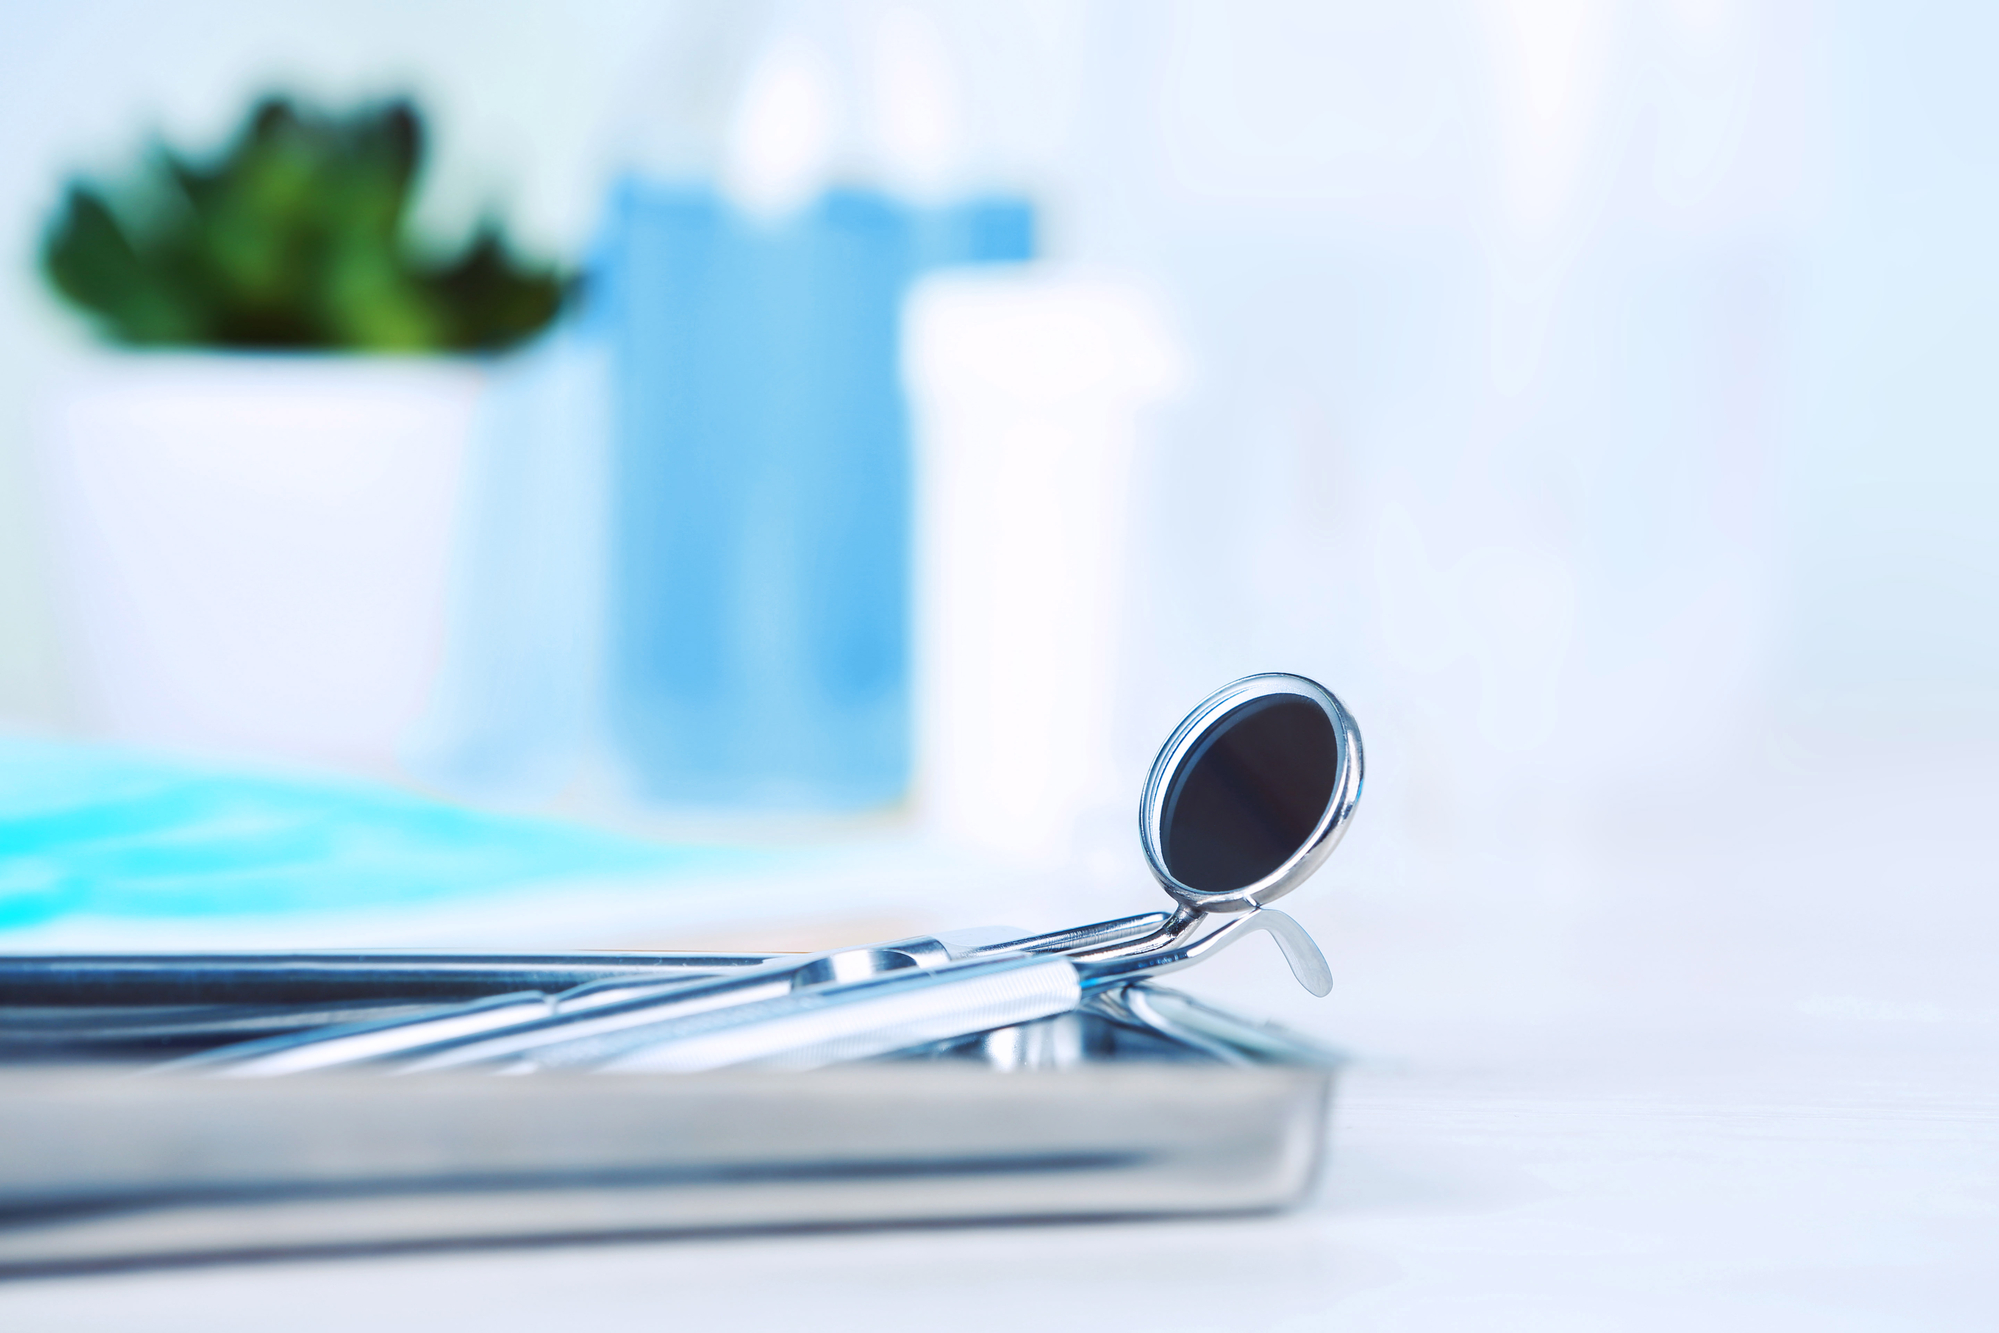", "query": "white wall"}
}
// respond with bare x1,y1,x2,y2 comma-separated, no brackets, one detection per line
1,0,1991,834
1057,1,1997,856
